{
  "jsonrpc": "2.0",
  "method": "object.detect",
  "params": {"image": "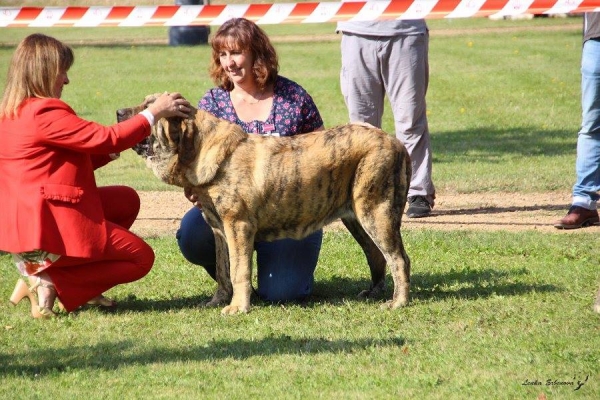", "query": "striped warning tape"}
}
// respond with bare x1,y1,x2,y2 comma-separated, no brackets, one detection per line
0,1,598,28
